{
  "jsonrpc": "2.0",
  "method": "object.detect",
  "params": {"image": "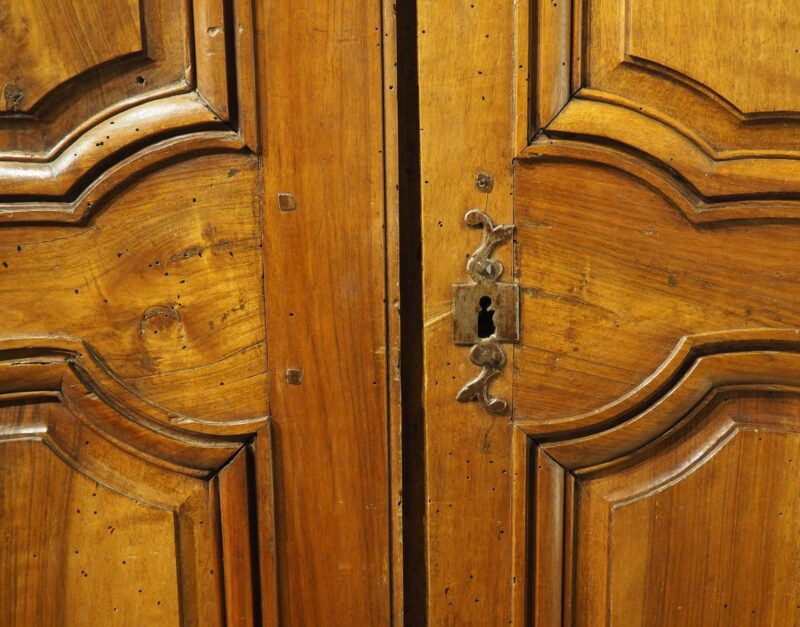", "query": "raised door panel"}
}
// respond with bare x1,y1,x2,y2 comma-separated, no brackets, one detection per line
0,0,256,218
0,352,271,625
1,0,143,112
626,1,800,114
530,0,800,198
0,1,275,624
0,153,267,422
2,0,397,623
508,0,800,624
419,0,800,623
513,158,800,424
523,373,800,626
516,0,800,432
2,435,183,625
